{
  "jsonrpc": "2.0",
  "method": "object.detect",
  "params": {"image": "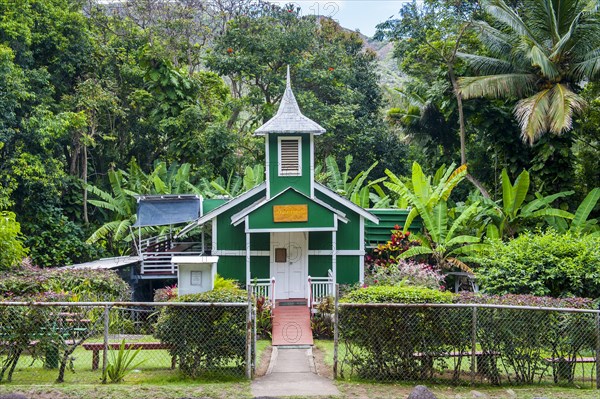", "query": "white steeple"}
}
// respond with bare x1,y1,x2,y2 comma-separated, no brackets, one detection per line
254,66,326,135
